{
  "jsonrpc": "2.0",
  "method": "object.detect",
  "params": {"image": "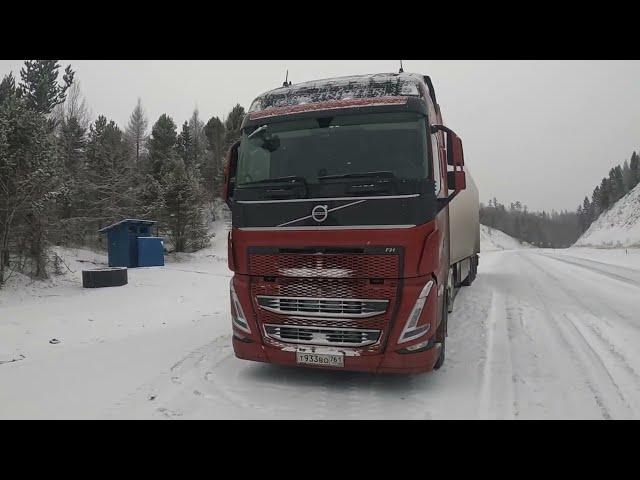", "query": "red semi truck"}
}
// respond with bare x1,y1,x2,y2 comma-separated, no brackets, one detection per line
223,72,479,373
